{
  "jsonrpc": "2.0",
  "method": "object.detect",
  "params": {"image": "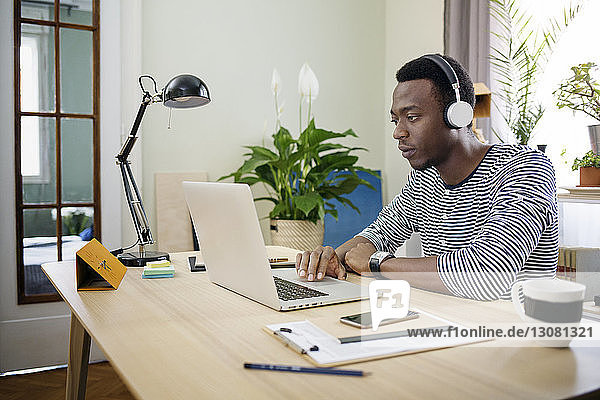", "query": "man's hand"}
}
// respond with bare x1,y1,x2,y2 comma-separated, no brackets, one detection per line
295,246,347,281
345,242,377,275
